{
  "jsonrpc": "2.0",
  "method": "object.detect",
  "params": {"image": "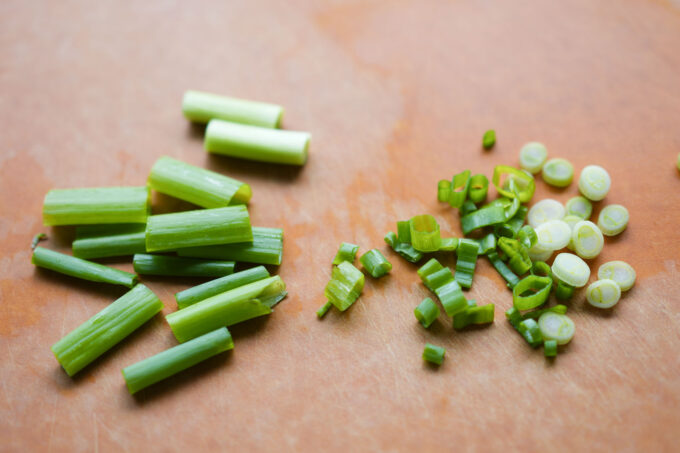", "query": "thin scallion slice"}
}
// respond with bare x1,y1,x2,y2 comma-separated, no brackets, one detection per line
487,251,520,289
565,196,593,220
460,200,478,216
528,199,565,228
544,340,558,357
43,186,149,226
538,312,575,345
551,253,590,288
359,249,392,278
414,298,440,328
494,223,516,239
474,233,496,255
422,343,445,365
513,275,552,310
384,230,423,263
517,318,543,348
505,306,522,328
562,214,583,250
597,261,636,291
332,242,359,265
182,90,283,128
31,233,46,250
469,174,489,203
527,244,552,262
571,220,604,259
530,261,552,278
578,165,611,201
554,280,575,301
497,237,532,275
455,239,479,288
460,205,506,235
133,254,235,278
521,304,567,320
409,215,441,252
175,266,270,309
519,142,548,174
482,130,496,150
453,303,495,330
397,220,412,243
492,165,535,202
506,205,529,235
517,225,537,249
597,204,629,236
417,259,467,316
417,258,444,281
586,279,621,308
439,237,459,251
316,301,333,318
177,227,283,265
72,224,146,259
324,262,364,311
122,327,234,394
535,220,571,251
542,158,574,187
444,170,471,208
